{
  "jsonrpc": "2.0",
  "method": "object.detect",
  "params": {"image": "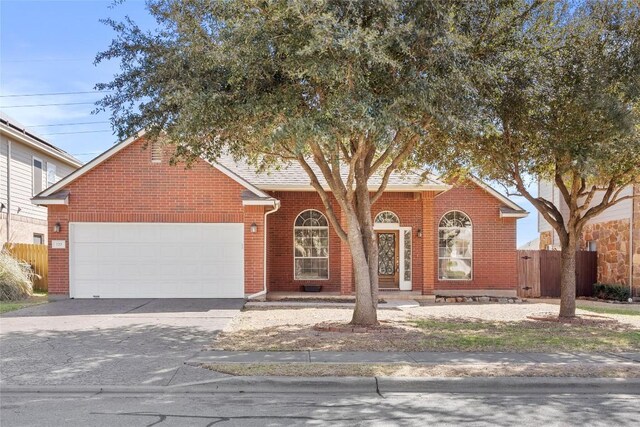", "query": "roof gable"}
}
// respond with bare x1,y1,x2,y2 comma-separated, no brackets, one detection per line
33,132,273,203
